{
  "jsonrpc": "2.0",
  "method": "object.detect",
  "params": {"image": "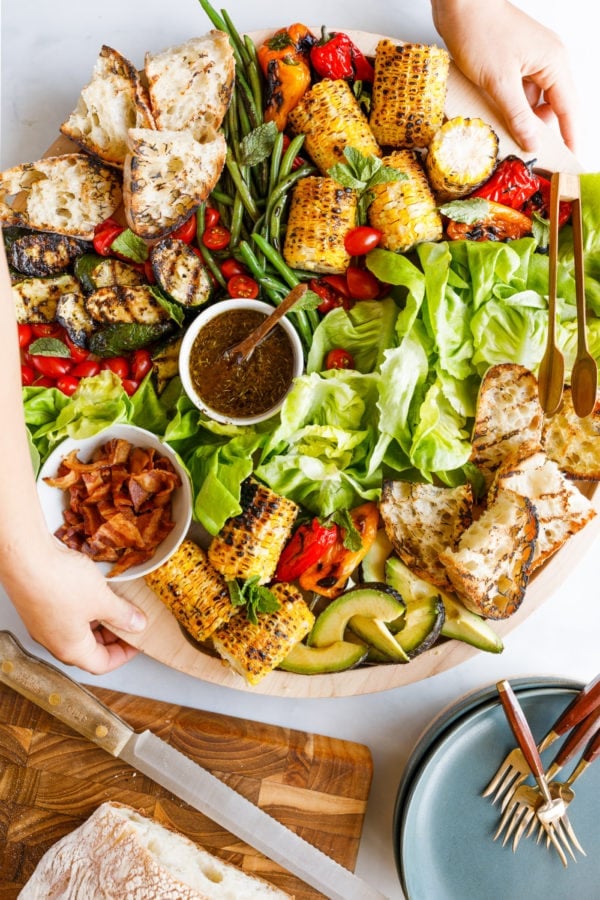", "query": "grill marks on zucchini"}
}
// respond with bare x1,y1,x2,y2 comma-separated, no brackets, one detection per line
84,284,170,324
12,274,82,324
151,237,212,307
10,232,87,277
